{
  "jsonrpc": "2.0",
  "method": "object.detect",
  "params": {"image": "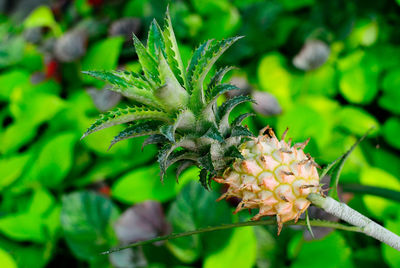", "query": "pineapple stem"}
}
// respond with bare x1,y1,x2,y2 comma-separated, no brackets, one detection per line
308,193,400,251
101,218,361,254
